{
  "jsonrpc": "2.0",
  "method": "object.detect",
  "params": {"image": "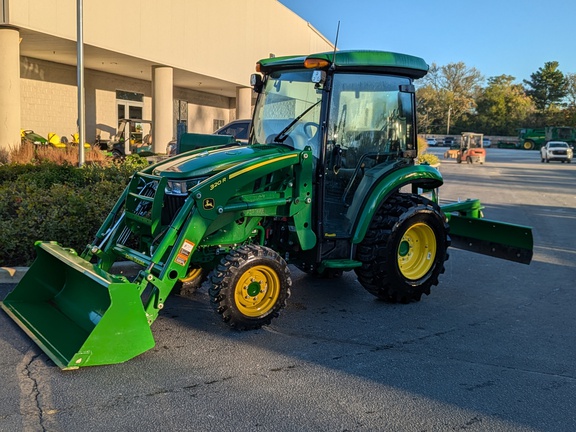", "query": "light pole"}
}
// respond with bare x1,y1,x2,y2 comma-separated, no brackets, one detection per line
76,0,85,166
446,104,452,135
